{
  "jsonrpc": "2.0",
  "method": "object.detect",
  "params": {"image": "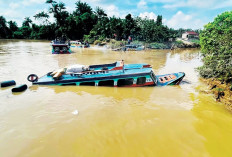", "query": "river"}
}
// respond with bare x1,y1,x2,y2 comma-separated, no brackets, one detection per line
0,40,232,157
